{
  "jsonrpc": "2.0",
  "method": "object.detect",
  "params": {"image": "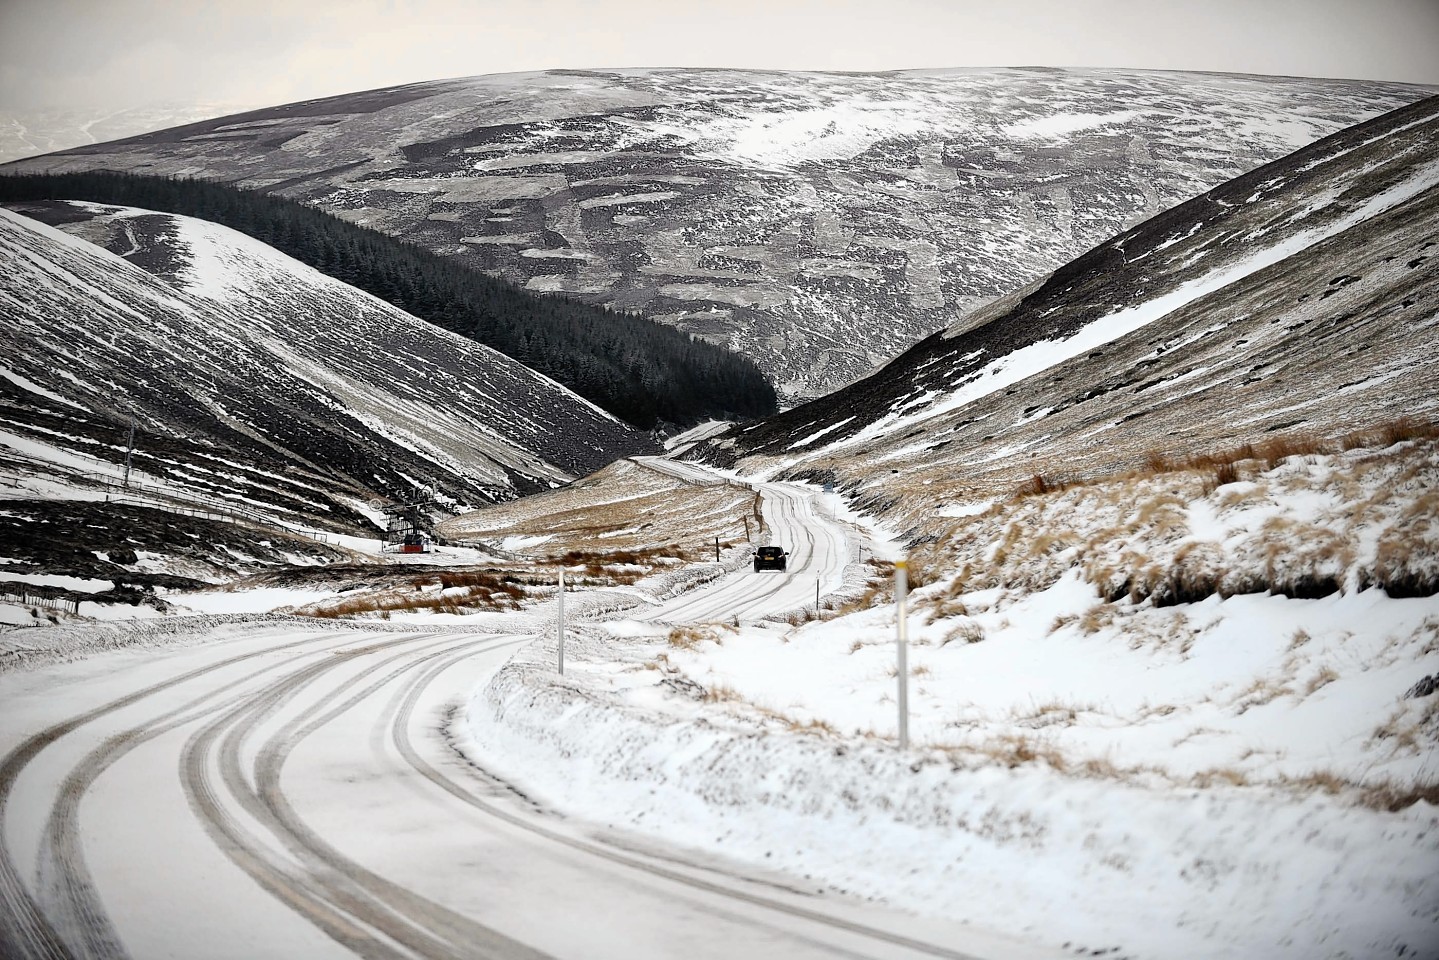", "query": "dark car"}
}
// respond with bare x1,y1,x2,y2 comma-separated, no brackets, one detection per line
753,546,787,572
